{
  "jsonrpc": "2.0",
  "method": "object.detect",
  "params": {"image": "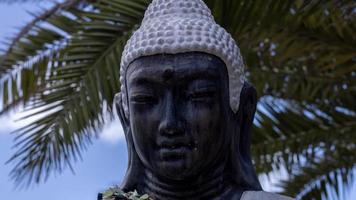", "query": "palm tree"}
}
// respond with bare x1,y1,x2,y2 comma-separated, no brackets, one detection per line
0,0,355,199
